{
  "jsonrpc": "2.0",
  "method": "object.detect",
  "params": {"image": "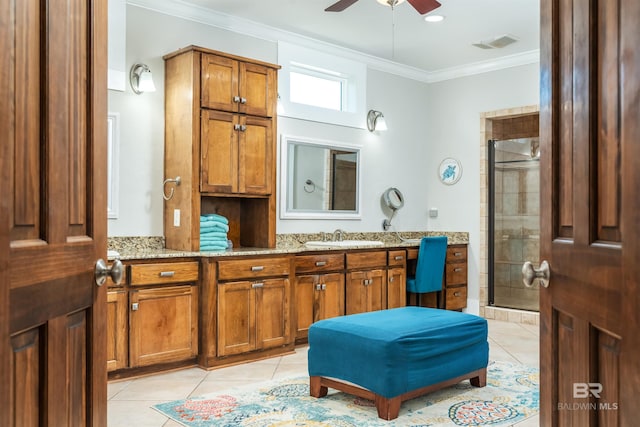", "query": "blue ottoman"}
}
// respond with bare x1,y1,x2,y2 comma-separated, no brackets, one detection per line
308,307,489,420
